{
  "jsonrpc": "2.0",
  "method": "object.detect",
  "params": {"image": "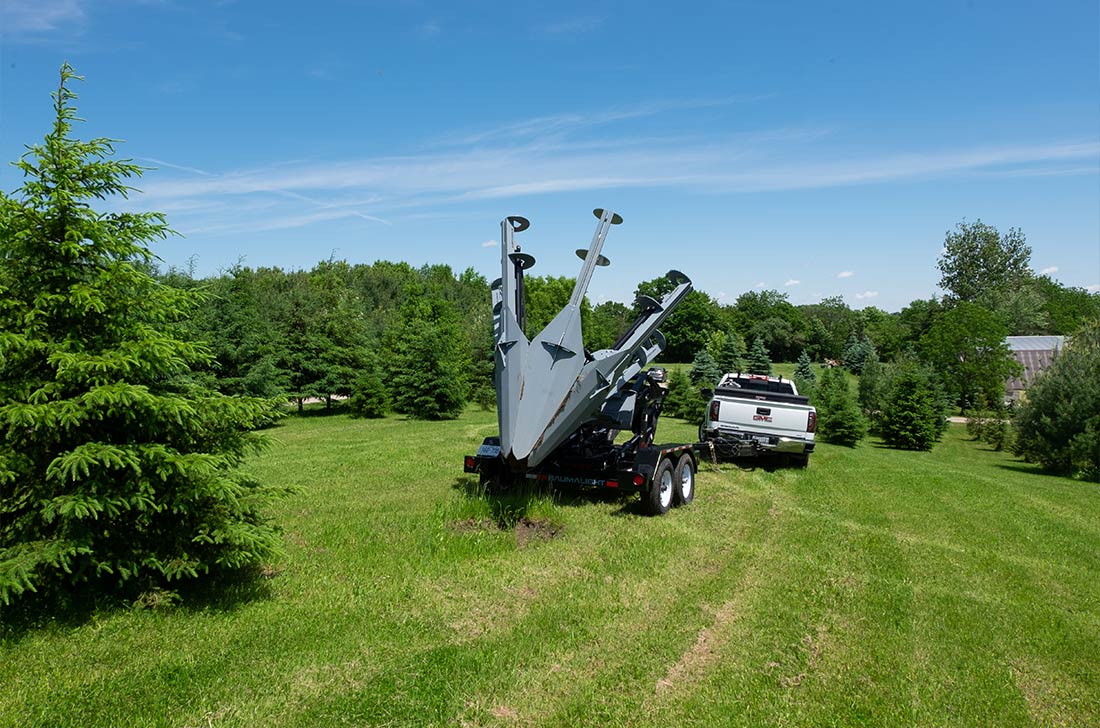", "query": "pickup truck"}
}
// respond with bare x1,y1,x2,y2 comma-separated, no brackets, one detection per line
698,373,816,467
